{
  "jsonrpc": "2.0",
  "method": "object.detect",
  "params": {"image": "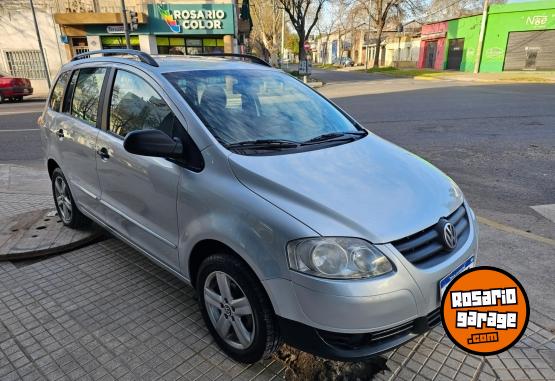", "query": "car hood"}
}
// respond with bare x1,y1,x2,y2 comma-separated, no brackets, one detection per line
228,135,464,243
